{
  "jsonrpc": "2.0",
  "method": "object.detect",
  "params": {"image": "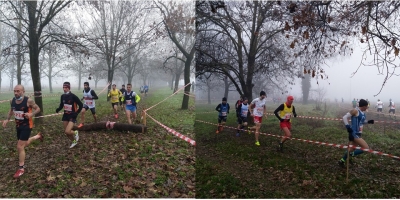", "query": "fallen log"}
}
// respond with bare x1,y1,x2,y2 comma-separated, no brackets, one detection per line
72,121,147,133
